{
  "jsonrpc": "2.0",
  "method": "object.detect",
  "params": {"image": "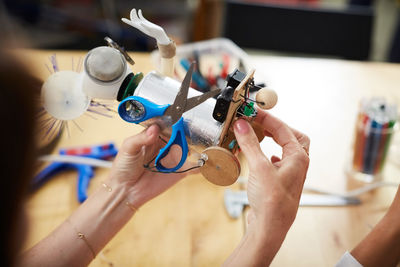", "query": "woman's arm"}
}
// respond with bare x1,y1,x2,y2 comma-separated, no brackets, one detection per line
223,110,310,266
20,178,136,266
350,186,400,267
20,125,187,266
